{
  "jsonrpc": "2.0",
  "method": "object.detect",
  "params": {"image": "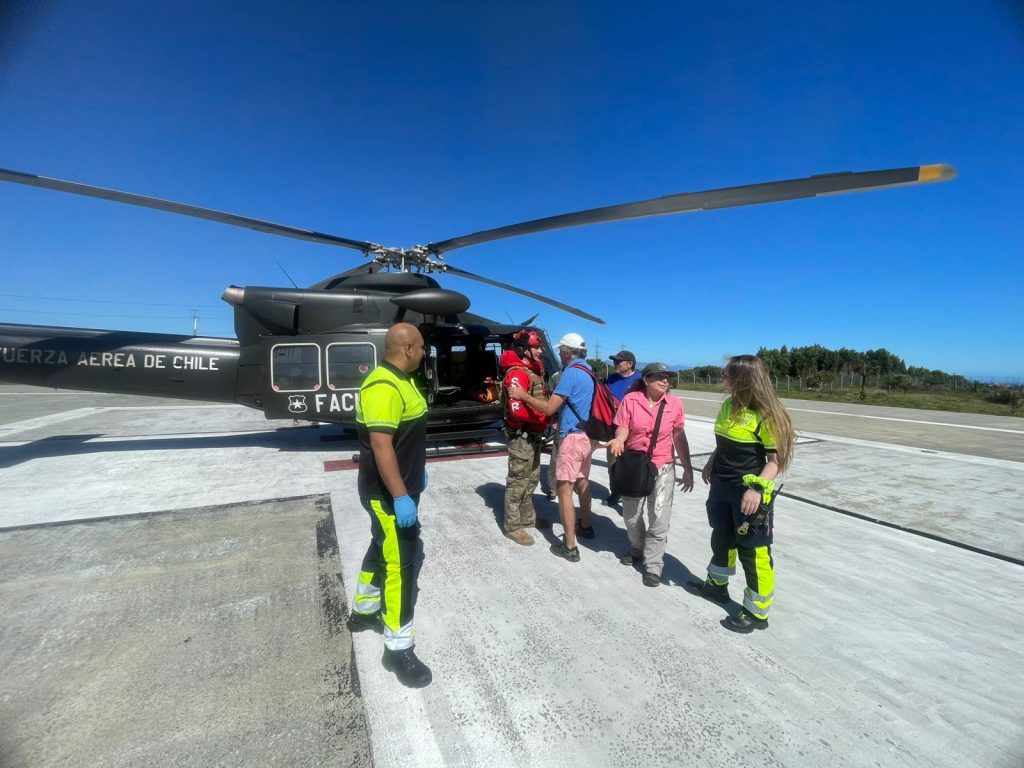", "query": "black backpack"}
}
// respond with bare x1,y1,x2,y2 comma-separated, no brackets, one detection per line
564,364,618,441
